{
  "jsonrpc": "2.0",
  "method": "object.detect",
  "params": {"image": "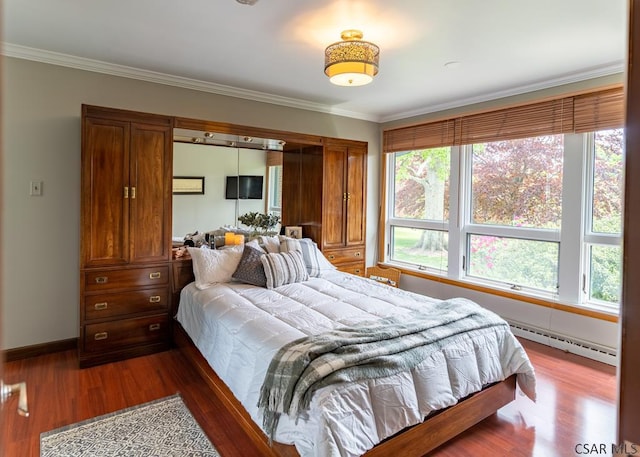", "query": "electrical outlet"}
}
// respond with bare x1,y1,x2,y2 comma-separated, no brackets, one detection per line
30,181,43,196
